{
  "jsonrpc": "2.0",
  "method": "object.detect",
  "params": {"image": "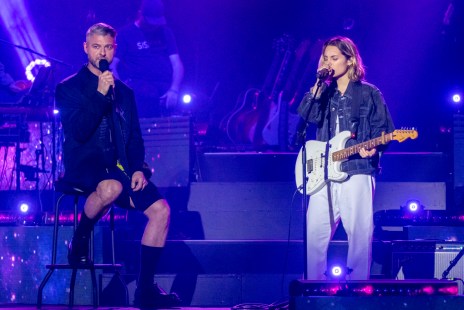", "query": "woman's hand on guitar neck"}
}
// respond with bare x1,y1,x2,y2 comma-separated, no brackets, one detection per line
359,147,377,158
